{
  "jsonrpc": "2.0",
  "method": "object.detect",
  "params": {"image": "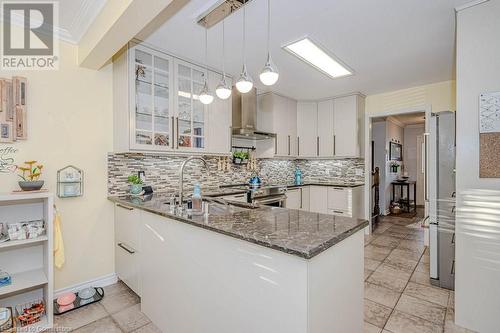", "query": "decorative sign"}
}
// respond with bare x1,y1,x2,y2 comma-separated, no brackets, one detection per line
479,92,500,133
0,145,18,173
